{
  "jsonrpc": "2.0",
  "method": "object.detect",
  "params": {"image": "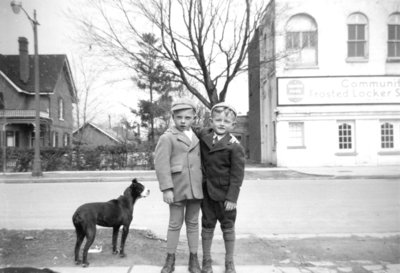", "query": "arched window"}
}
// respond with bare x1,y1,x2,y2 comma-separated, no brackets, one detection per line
285,14,318,66
388,13,400,59
347,12,368,59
